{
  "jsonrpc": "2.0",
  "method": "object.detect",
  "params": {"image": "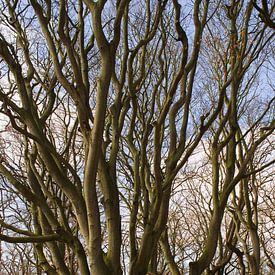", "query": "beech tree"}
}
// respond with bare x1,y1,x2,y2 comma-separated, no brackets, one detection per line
0,0,274,274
